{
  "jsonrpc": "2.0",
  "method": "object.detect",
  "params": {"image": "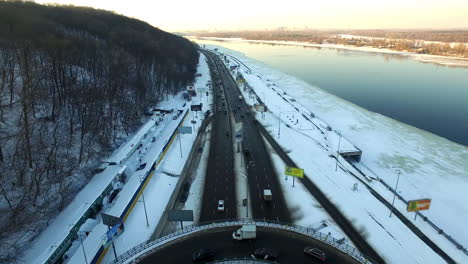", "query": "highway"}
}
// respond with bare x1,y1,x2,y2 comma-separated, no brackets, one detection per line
139,226,362,264
199,53,237,221
206,51,291,222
